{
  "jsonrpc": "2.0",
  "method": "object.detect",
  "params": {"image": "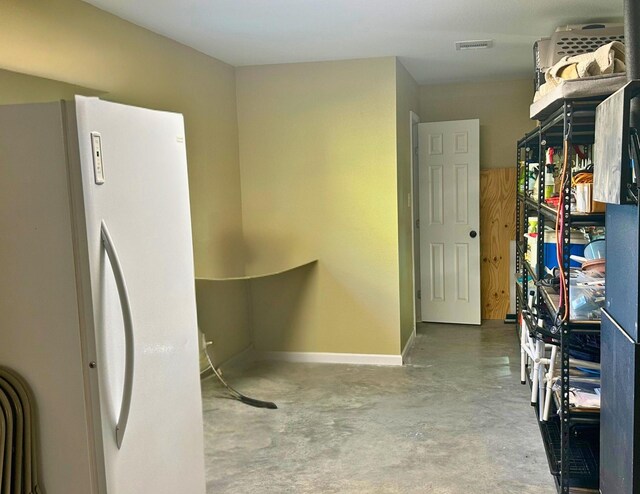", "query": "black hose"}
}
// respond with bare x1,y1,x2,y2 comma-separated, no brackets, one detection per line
201,343,277,410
